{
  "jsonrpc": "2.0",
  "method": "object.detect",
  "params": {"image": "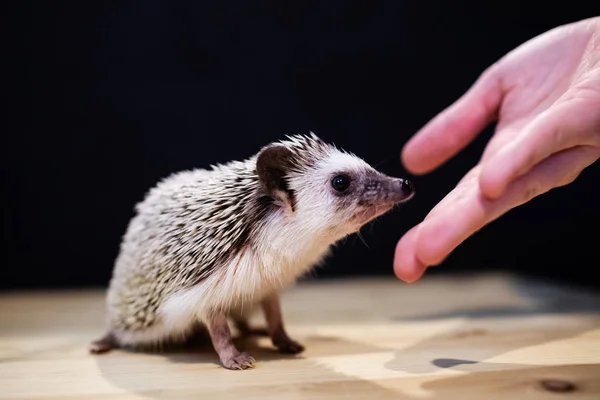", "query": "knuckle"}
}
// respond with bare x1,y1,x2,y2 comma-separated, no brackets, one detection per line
520,183,543,204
